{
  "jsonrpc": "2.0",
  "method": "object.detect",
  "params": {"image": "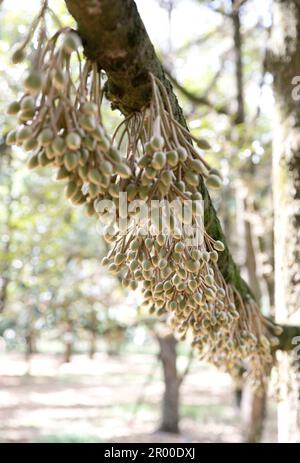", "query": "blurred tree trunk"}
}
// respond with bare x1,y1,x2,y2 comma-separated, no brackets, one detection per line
232,0,244,124
238,196,268,442
233,187,269,441
0,244,10,314
25,332,36,362
157,333,179,433
0,147,13,314
241,197,268,442
252,199,275,311
89,331,97,359
24,305,37,362
231,0,268,442
64,341,72,363
244,200,263,303
63,322,73,363
89,309,98,359
241,383,267,443
268,0,300,443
